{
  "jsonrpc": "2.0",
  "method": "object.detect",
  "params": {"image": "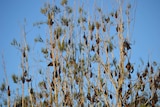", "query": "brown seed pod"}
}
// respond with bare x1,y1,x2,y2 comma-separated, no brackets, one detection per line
48,19,54,26
30,88,33,94
83,32,86,40
141,85,144,91
103,26,106,32
128,84,131,88
131,66,134,73
152,92,158,104
90,72,93,78
115,11,118,18
85,39,88,45
126,61,131,71
102,83,105,87
23,51,26,58
96,22,100,29
110,94,112,99
96,37,100,44
91,45,95,51
97,47,99,55
69,39,71,45
56,34,59,39
8,86,10,96
149,78,153,84
21,76,25,84
23,70,27,77
106,47,109,53
115,71,117,76
123,50,127,56
104,70,106,74
55,70,58,78
116,25,119,32
26,78,32,82
50,52,52,58
54,60,59,67
43,82,47,90
143,69,148,77
126,95,129,100
119,73,121,78
91,23,95,31
105,17,110,23
50,81,54,91
39,93,43,99
123,40,131,50
59,67,61,74
52,43,55,49
119,87,122,94
111,72,113,78
48,62,53,66
87,93,91,101
147,61,150,67
150,66,154,74
104,90,108,96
